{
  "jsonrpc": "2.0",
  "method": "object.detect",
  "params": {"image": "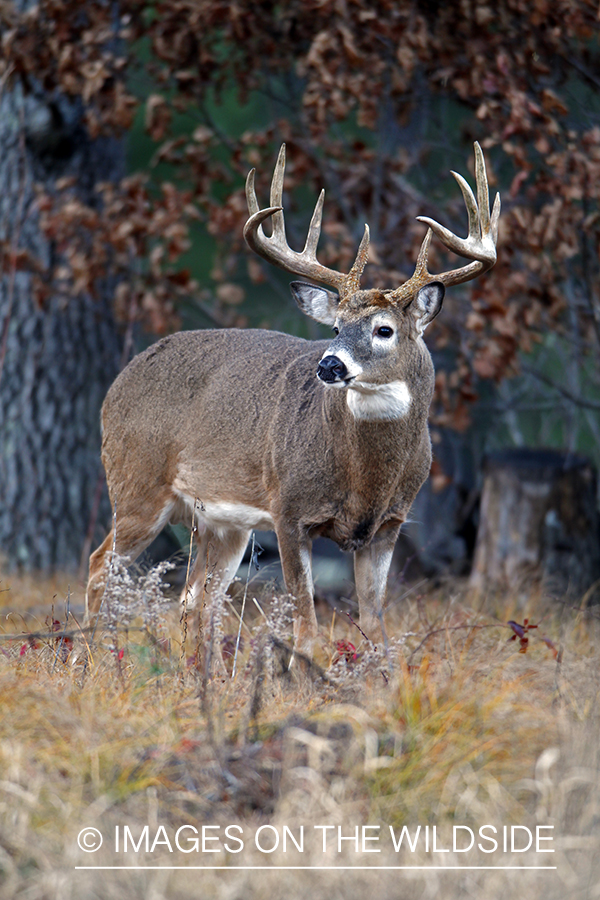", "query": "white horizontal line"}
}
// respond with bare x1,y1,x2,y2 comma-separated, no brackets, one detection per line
75,865,558,871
